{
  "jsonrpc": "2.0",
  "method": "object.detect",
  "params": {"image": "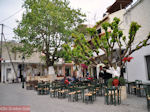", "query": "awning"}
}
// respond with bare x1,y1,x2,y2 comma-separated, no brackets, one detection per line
107,0,133,14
